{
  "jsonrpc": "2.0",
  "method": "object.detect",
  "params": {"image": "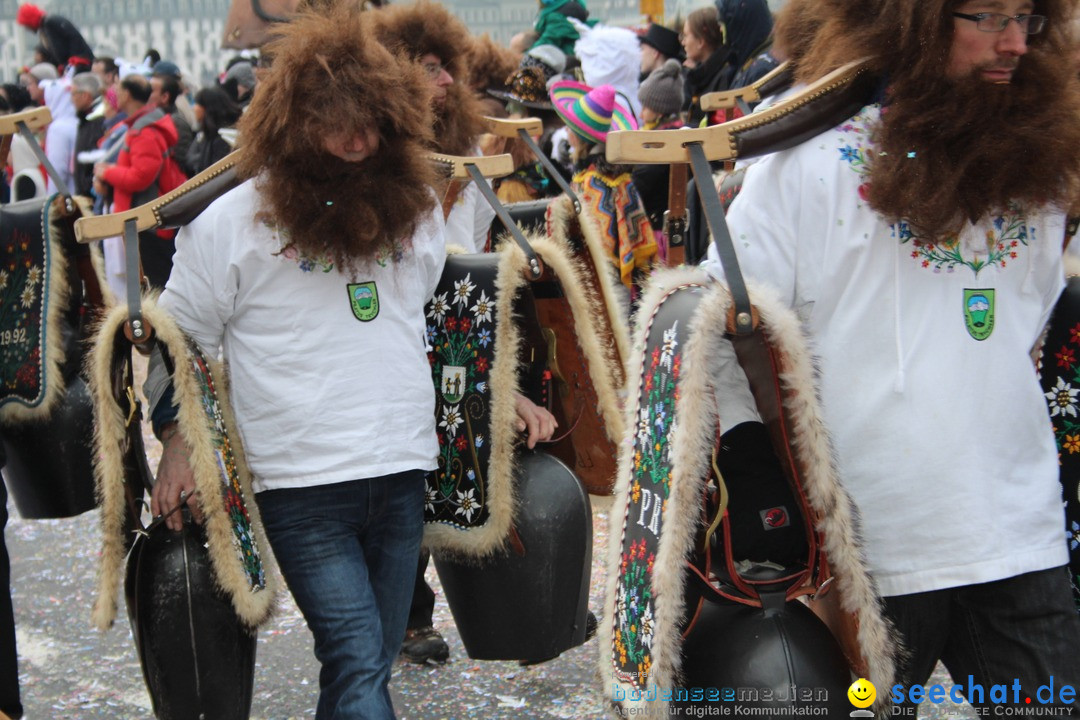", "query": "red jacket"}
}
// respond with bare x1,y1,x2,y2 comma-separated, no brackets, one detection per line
101,105,178,213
